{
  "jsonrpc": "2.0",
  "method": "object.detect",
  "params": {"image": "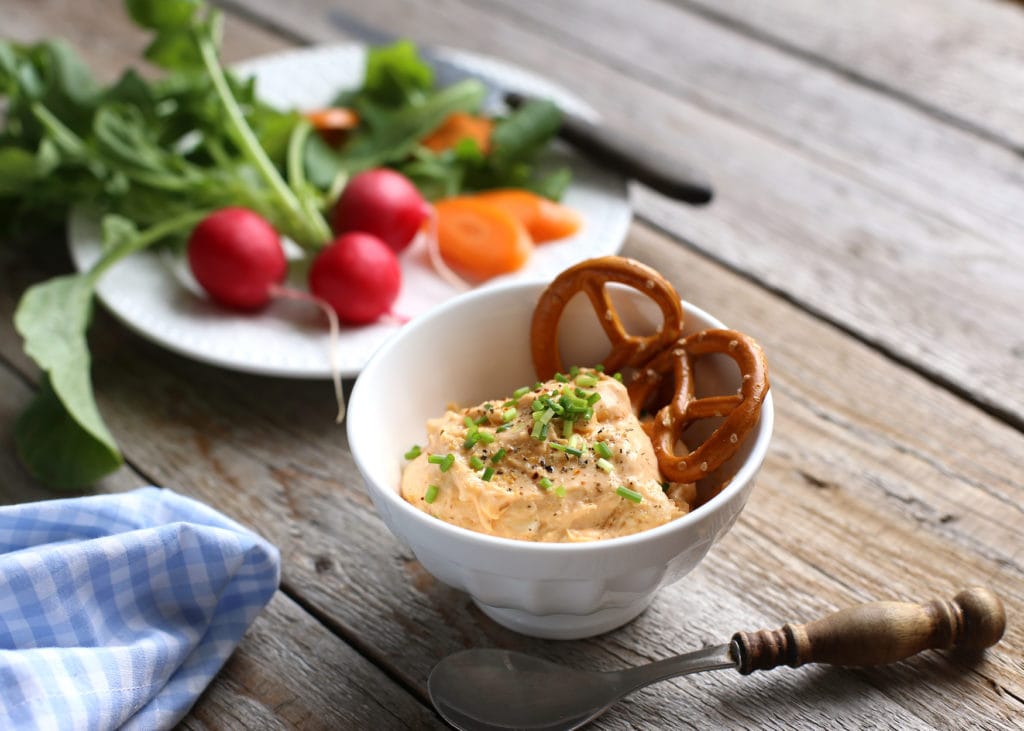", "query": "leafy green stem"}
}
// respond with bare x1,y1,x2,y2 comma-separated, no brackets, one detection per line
30,103,98,165
196,26,331,247
286,118,312,190
91,209,210,280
